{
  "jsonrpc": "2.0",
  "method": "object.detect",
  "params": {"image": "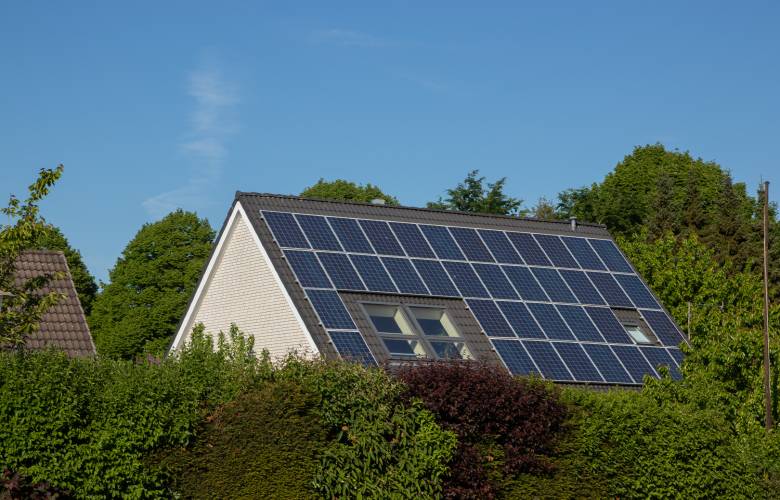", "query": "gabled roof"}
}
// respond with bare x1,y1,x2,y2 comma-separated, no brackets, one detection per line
11,250,95,357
